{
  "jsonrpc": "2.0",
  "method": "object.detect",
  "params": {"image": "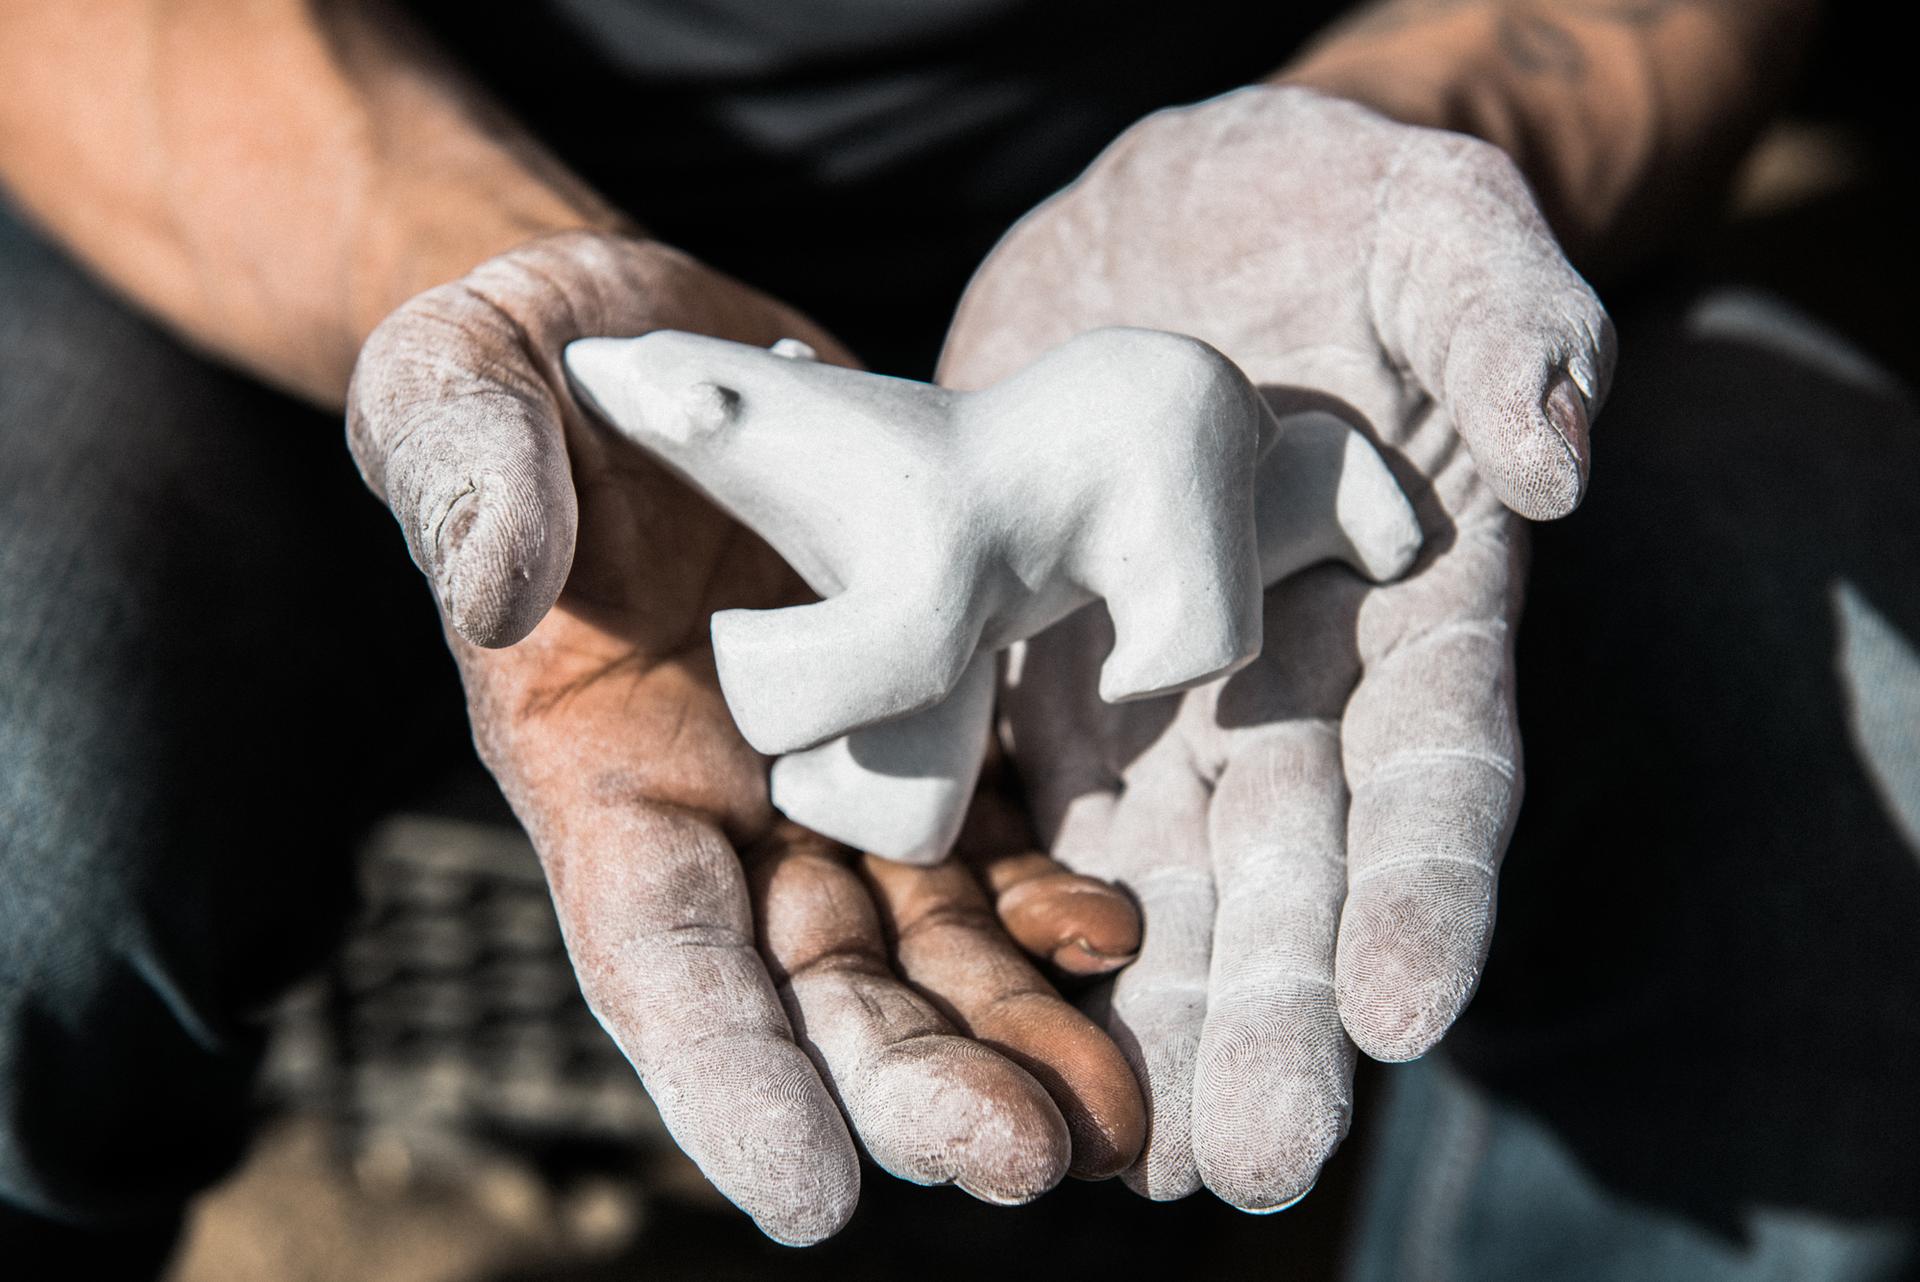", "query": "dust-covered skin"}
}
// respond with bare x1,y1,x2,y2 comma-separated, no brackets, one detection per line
861,778,1148,1177
348,231,1144,1241
944,85,1615,1209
